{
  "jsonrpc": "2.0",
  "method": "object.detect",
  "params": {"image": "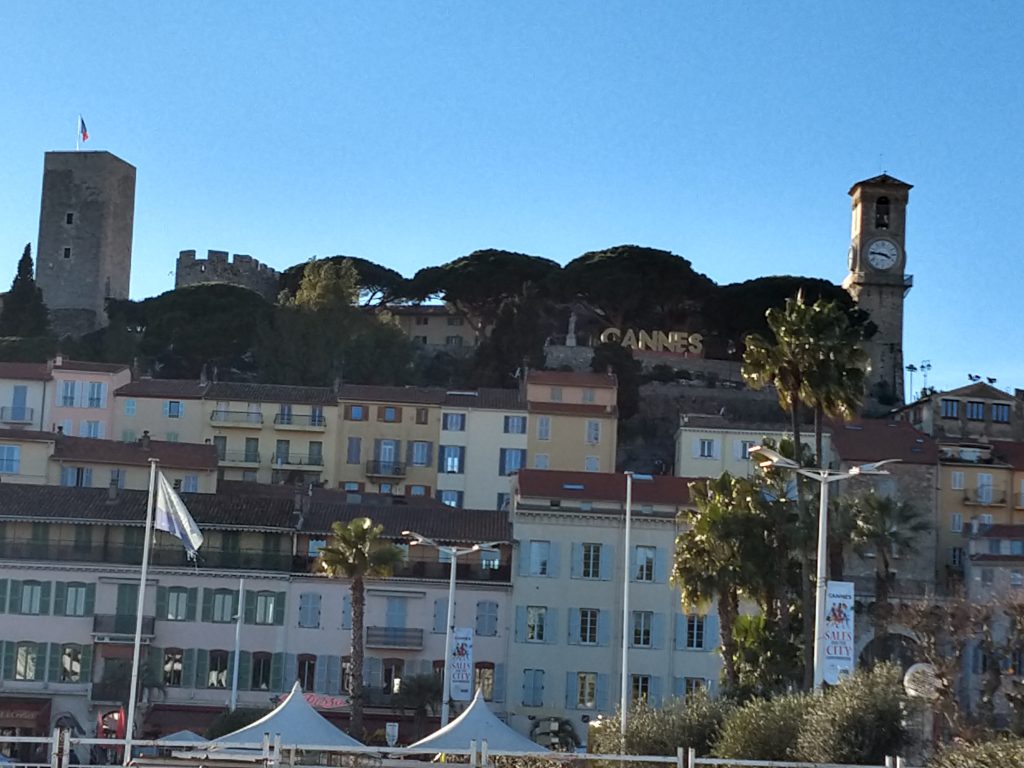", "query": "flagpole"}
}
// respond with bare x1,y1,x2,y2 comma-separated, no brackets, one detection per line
124,459,158,765
76,116,80,152
230,577,245,711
